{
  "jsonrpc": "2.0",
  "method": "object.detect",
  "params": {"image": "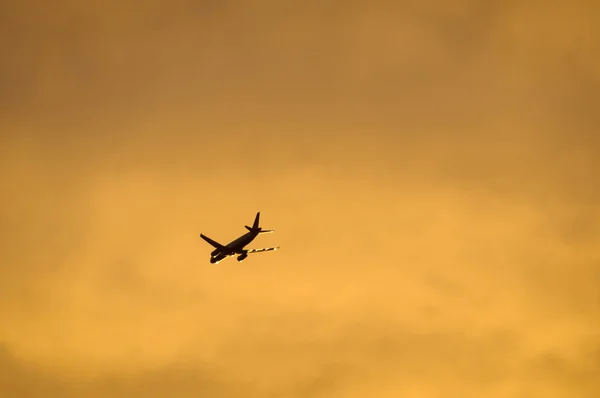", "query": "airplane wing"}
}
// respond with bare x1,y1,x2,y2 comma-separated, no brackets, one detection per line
246,247,279,254
200,233,227,249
